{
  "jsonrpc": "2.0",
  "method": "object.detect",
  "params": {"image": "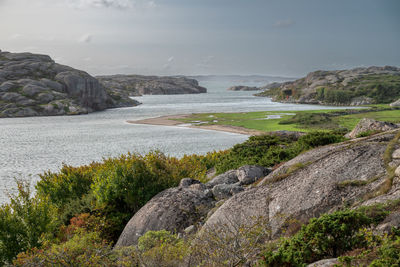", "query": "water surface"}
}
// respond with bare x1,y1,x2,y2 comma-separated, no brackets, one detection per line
0,79,350,203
